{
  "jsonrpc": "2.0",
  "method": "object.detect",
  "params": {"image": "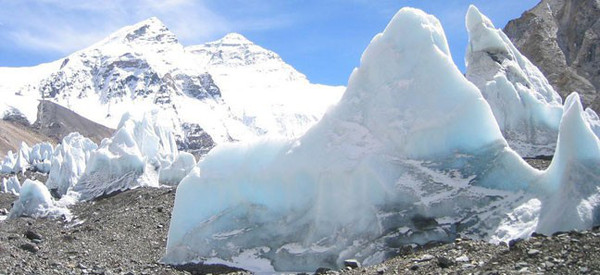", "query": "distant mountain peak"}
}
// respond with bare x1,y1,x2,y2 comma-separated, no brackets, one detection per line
218,33,253,45
186,32,303,77
95,16,178,48
125,17,177,44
